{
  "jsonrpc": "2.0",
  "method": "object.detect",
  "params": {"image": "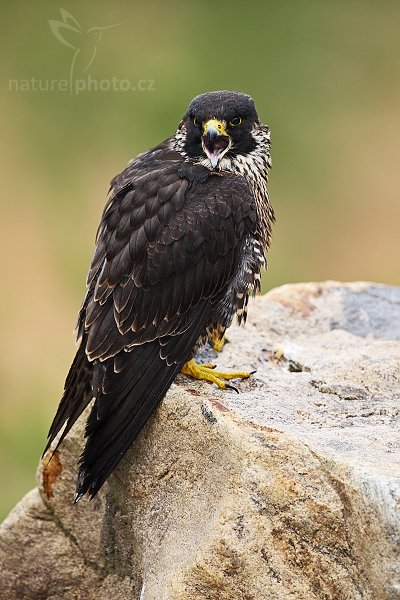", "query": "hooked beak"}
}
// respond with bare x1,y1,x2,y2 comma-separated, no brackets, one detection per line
202,119,232,168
